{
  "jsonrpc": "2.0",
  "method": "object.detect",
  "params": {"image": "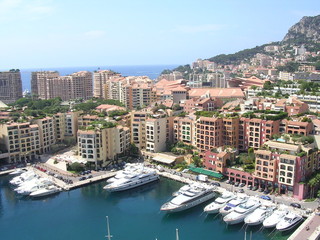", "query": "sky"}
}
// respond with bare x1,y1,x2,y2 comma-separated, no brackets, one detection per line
0,0,319,69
